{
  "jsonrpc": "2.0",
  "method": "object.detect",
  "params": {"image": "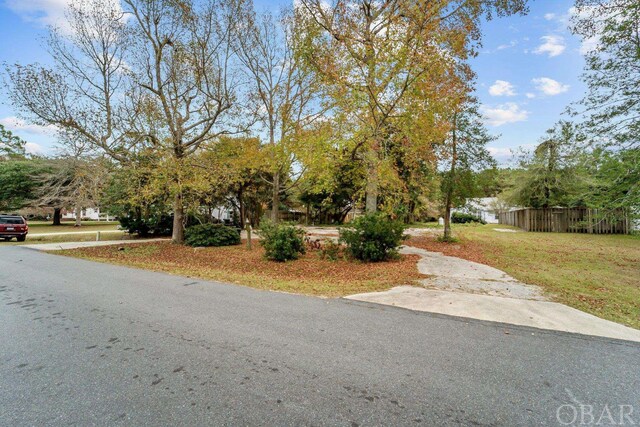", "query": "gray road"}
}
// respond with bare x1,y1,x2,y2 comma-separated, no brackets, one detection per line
1,246,639,426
